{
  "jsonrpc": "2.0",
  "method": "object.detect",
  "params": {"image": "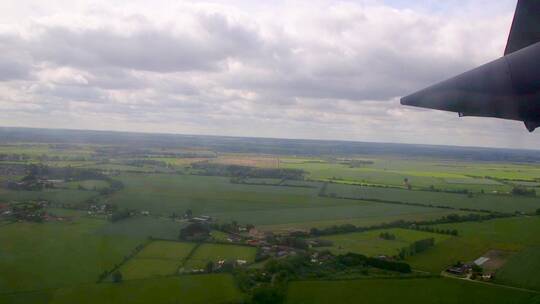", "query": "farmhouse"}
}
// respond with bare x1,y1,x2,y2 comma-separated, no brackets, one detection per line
446,264,472,276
